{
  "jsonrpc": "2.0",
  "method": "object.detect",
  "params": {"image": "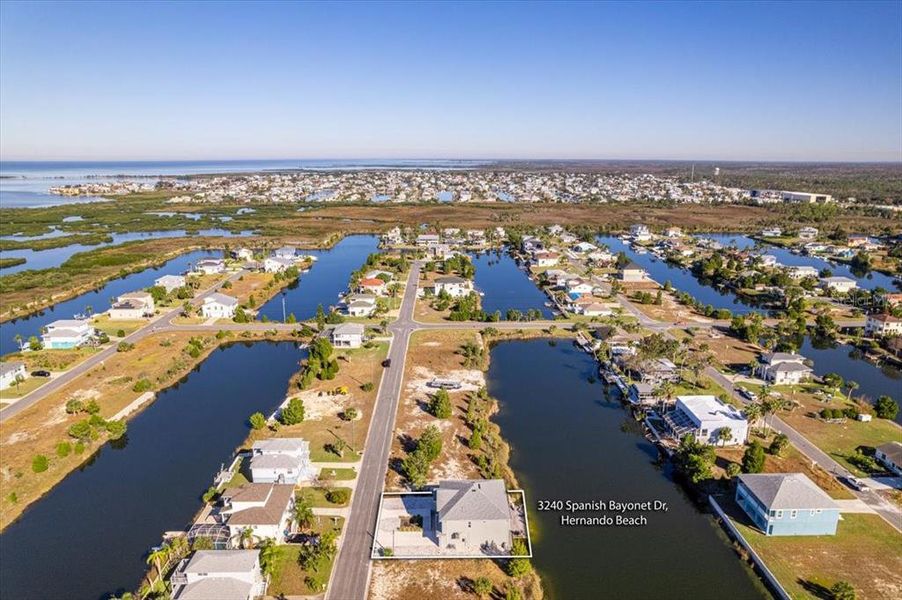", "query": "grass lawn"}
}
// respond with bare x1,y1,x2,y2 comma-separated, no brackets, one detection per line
0,376,49,400
318,467,357,481
731,512,902,599
267,517,345,597
297,486,352,508
92,317,145,337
